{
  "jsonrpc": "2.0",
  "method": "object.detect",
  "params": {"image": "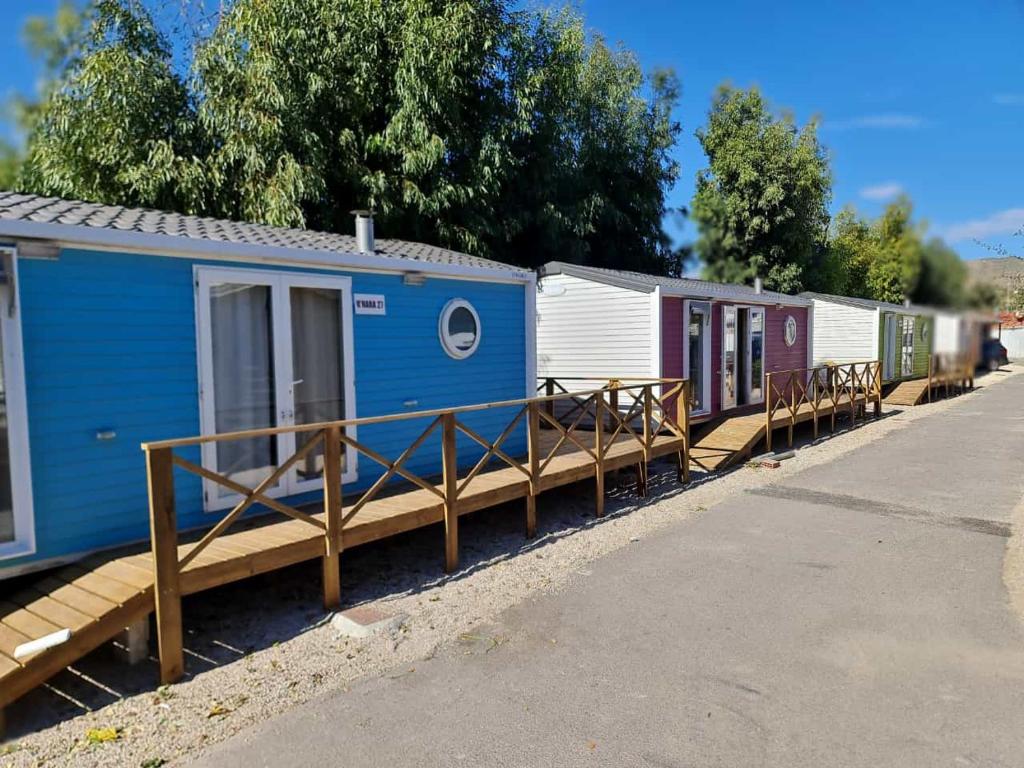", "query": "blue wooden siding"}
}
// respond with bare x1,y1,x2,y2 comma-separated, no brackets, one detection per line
7,247,527,571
